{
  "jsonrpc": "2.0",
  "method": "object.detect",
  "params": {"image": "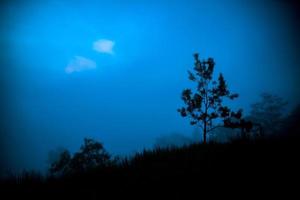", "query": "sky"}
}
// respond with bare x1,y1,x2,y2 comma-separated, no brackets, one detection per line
1,0,300,175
